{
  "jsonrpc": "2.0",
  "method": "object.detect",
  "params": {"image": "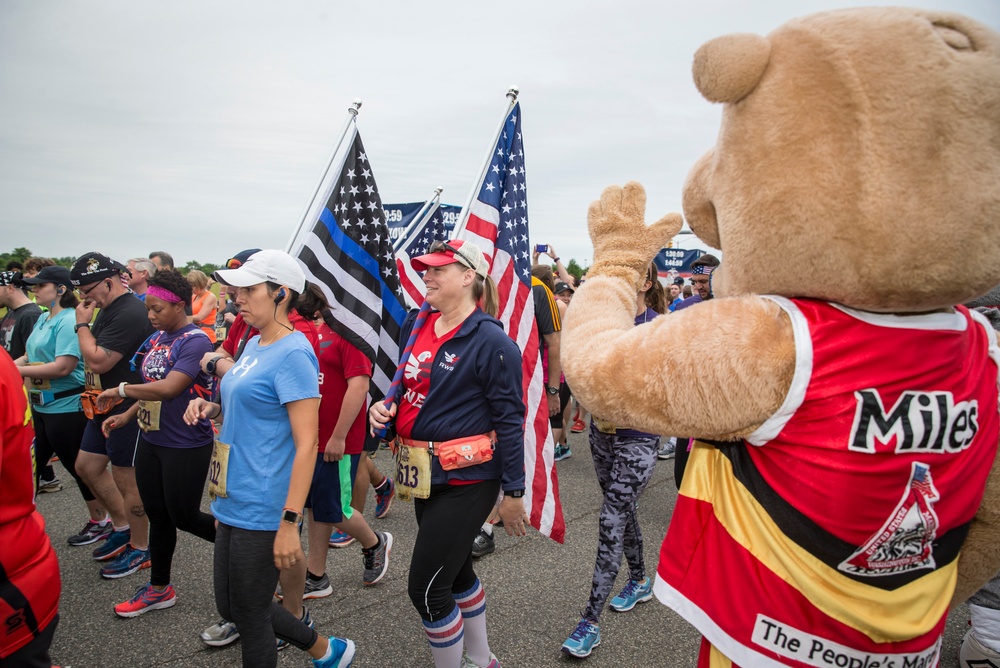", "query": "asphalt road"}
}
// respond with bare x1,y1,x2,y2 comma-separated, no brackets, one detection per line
37,432,971,667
